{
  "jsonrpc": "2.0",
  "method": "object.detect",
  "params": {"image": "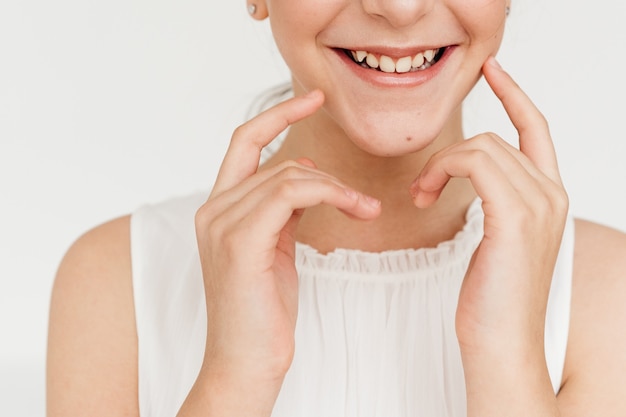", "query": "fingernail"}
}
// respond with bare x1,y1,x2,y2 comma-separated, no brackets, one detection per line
304,89,322,100
344,188,358,200
412,189,430,208
409,178,420,199
489,57,503,70
363,194,381,208
409,179,429,208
